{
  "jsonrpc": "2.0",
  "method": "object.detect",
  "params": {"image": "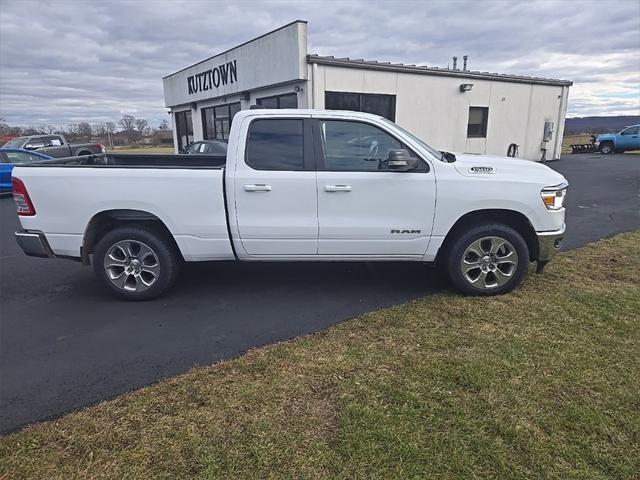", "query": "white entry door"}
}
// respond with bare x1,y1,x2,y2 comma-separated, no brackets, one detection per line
315,119,436,257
